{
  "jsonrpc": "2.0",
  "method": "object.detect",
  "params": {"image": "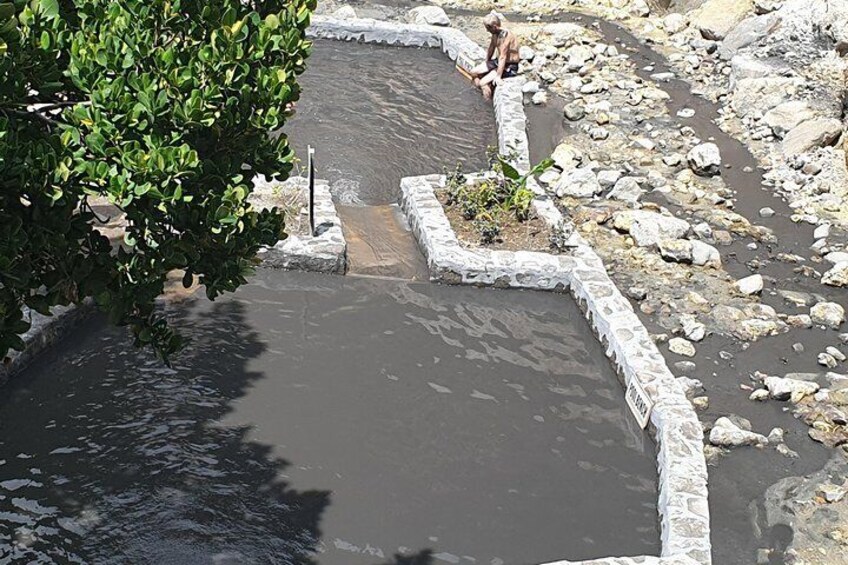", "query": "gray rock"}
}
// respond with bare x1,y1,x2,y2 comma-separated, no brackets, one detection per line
693,0,755,40
606,176,644,204
735,274,764,295
563,44,594,71
810,302,845,329
709,416,768,447
763,101,816,138
825,252,848,264
687,142,722,176
563,103,585,121
759,207,775,218
407,6,451,26
691,240,722,267
551,143,581,171
818,352,838,368
663,13,687,34
332,6,357,18
764,376,820,402
669,337,696,357
782,118,844,158
553,167,601,199
521,80,540,94
612,210,691,248
731,77,798,118
718,14,781,59
822,262,848,287
597,169,622,189
659,239,694,264
519,45,535,61
681,314,707,342
827,346,847,362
